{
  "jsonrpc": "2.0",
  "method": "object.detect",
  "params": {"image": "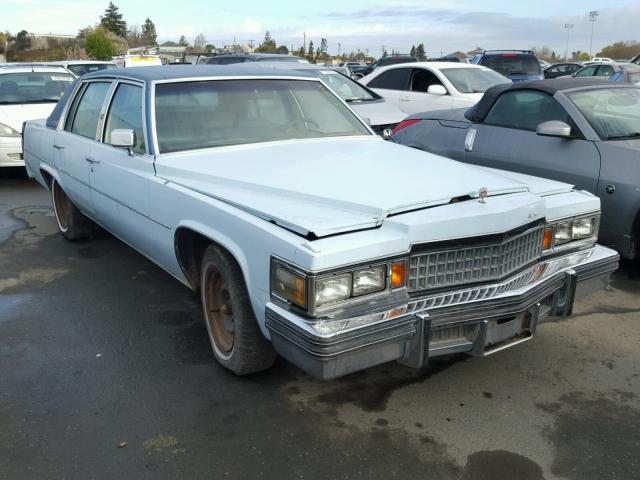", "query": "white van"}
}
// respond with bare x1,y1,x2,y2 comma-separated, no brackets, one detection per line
113,55,162,68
